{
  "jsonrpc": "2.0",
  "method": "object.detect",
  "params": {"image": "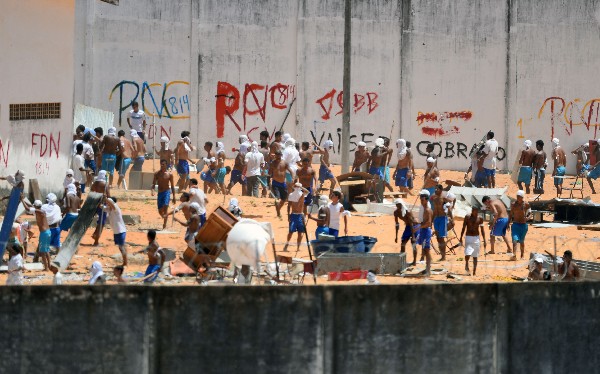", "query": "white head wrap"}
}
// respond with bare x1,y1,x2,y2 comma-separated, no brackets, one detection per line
239,143,249,156
282,133,291,143
46,193,57,205
107,127,116,136
239,135,249,144
189,202,201,213
67,183,78,196
33,200,43,208
375,138,385,147
396,139,407,160
446,192,456,201
426,157,435,163
216,141,225,154
251,141,259,153
96,170,107,182
534,255,544,263
228,198,239,209
524,140,532,150
552,138,560,149
394,198,407,217
130,129,139,138
419,189,431,197
285,138,296,147
318,195,329,207
15,170,25,182
323,140,334,149
89,261,104,285
182,136,192,152
516,190,525,198
160,136,170,150
357,141,366,147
